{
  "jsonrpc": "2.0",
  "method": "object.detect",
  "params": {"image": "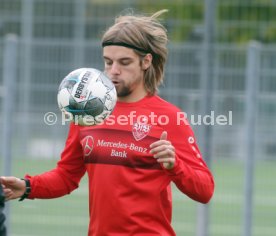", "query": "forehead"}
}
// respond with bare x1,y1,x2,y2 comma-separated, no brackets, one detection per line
103,45,139,60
